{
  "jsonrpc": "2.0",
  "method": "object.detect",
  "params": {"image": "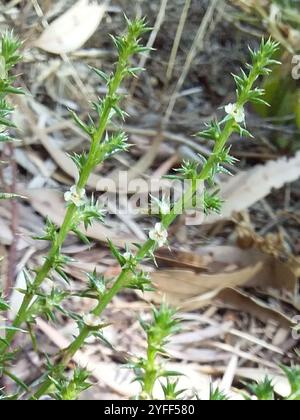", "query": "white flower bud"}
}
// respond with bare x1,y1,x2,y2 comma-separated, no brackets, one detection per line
123,252,132,261
64,185,86,207
225,103,245,123
149,223,168,247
